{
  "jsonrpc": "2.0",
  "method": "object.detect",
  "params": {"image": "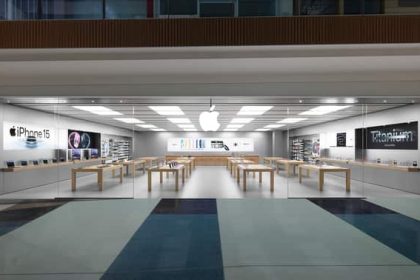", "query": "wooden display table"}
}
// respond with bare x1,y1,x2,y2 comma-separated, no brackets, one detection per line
71,164,123,192
320,158,420,172
138,157,160,168
176,157,196,170
1,159,102,173
230,159,255,177
173,159,193,177
263,157,284,166
237,164,275,192
226,157,243,170
147,164,185,192
122,159,146,177
298,164,351,192
276,159,304,176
